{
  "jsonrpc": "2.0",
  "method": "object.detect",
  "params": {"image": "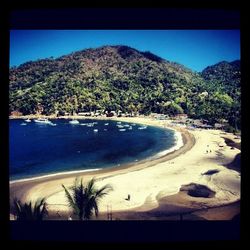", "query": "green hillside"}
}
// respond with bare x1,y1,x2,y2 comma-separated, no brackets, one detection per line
9,45,241,130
